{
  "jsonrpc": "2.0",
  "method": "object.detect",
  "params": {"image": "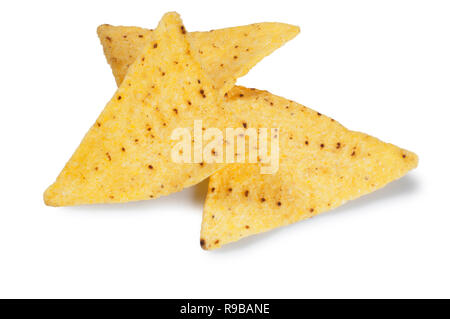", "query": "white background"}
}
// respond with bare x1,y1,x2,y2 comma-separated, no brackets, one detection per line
0,0,449,298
